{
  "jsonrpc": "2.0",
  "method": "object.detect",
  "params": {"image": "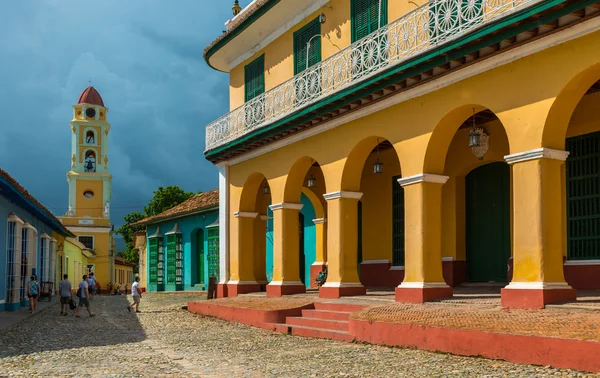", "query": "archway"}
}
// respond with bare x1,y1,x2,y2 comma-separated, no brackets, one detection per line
339,136,403,289
430,106,512,287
